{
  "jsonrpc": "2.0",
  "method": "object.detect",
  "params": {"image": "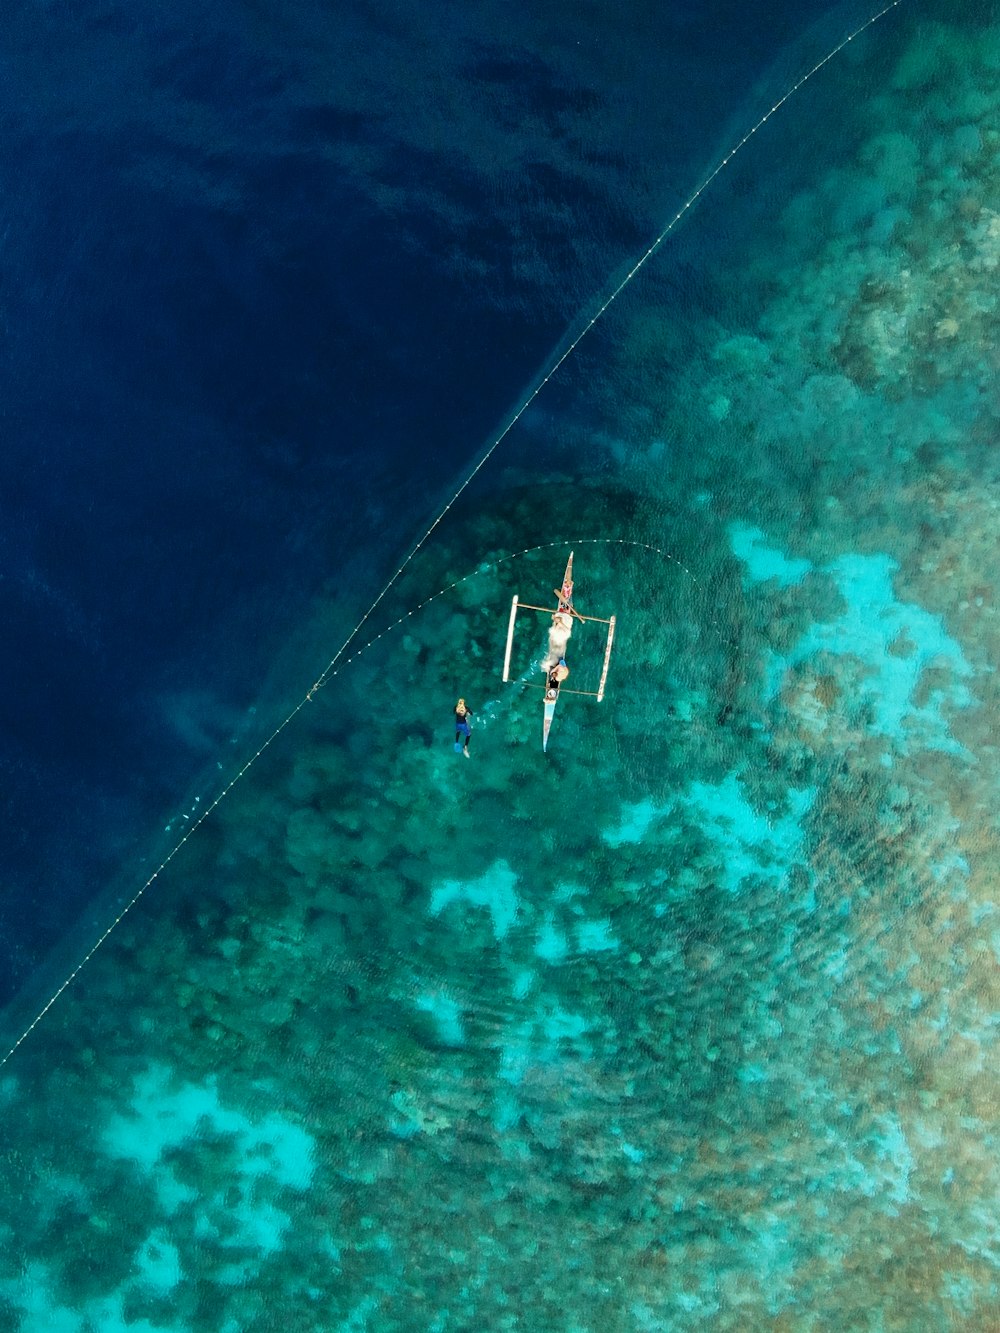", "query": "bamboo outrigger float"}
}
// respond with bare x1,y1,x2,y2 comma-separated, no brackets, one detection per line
501,551,616,752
